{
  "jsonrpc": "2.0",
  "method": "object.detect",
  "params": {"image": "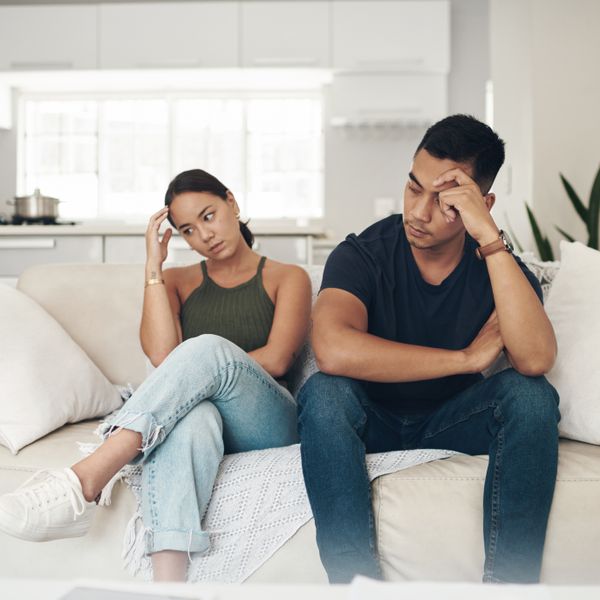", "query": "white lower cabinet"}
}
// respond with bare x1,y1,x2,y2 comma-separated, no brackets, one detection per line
0,236,103,277
104,236,197,265
252,236,310,264
0,233,315,281
104,235,311,265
